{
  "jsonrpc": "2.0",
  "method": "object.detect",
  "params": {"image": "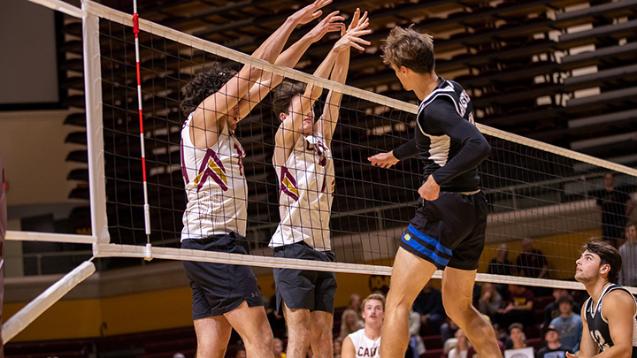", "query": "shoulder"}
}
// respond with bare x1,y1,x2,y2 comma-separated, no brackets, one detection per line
602,288,636,317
